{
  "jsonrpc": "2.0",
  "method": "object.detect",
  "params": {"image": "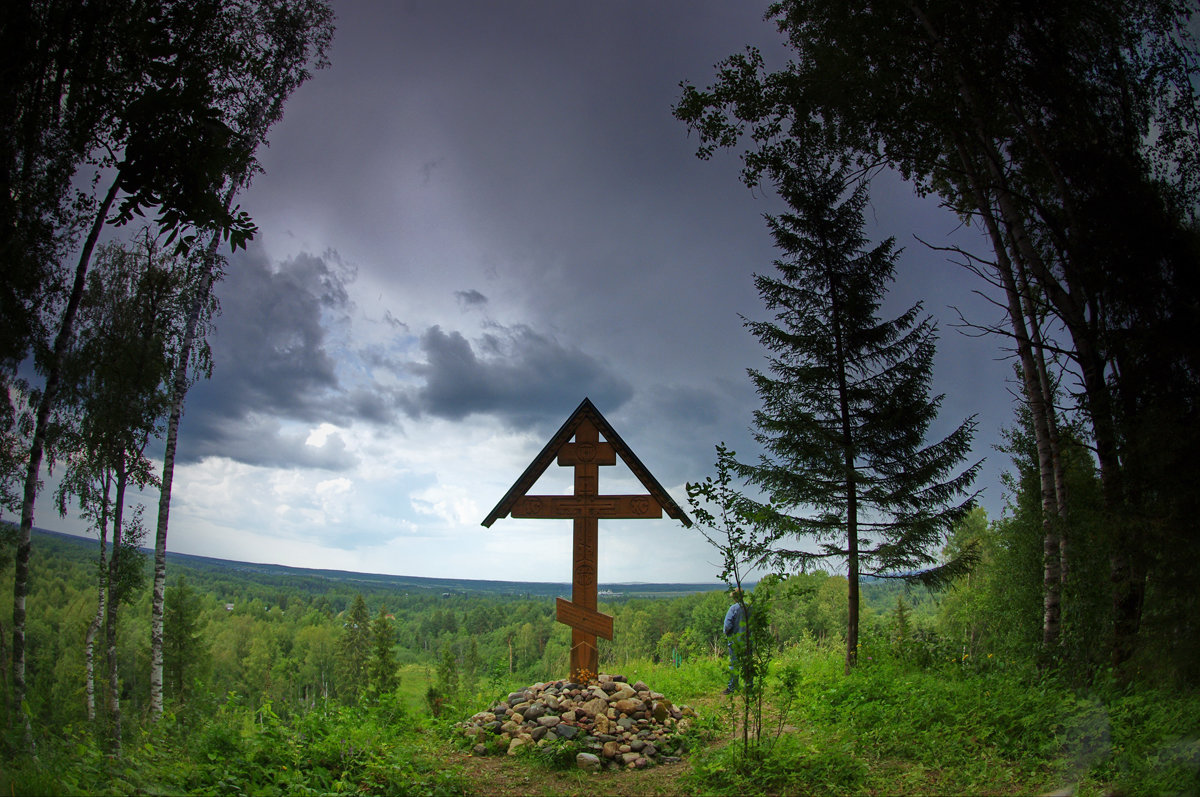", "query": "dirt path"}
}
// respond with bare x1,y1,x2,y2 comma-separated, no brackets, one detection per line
446,748,696,797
